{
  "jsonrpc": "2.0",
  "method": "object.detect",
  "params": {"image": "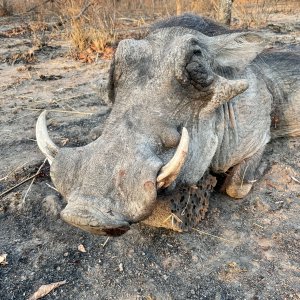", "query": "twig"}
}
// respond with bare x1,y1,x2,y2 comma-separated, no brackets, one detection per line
45,183,58,192
192,228,235,243
21,159,47,204
102,237,110,248
0,161,28,182
117,17,139,22
0,174,38,198
163,213,182,224
163,213,182,230
291,176,300,184
73,1,93,21
22,108,94,115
